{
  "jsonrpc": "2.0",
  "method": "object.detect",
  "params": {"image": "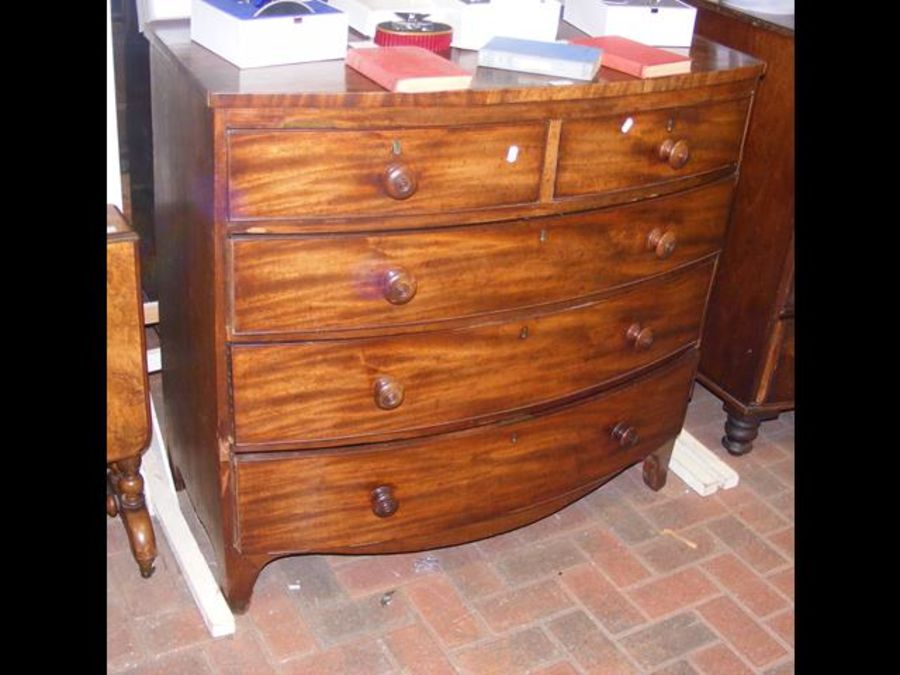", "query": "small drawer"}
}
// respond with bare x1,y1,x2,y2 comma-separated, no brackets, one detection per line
555,98,750,198
226,124,546,220
229,180,733,336
235,349,698,553
230,259,714,447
